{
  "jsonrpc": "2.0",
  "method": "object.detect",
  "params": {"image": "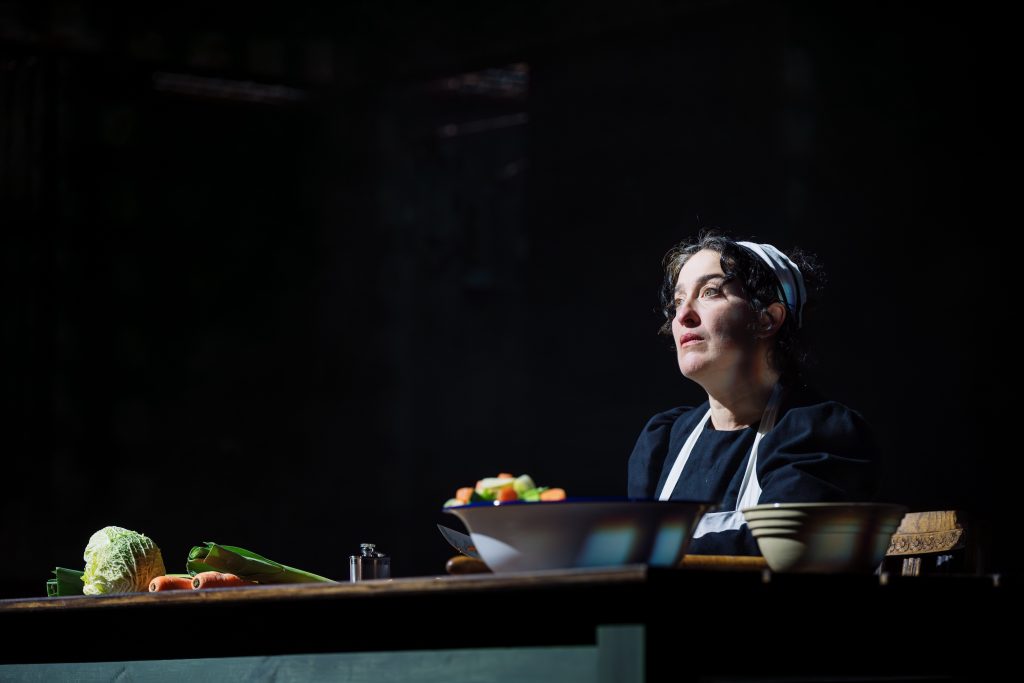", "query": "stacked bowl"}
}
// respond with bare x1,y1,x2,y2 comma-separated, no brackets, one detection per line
741,502,908,573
